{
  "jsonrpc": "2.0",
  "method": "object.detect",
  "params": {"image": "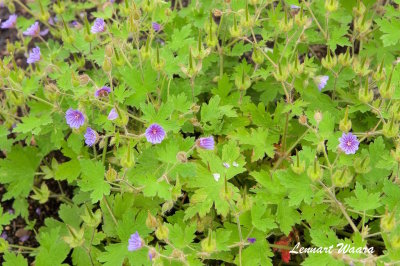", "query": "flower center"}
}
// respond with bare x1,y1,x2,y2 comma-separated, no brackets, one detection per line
152,129,157,135
75,114,80,119
346,141,352,147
